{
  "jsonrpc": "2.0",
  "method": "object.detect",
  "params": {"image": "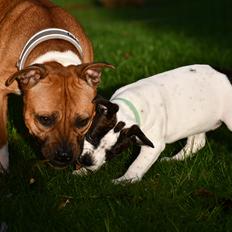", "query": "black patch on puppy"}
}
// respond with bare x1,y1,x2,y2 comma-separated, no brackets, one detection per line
86,96,119,148
106,125,154,161
189,68,196,72
114,121,126,133
106,128,133,161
